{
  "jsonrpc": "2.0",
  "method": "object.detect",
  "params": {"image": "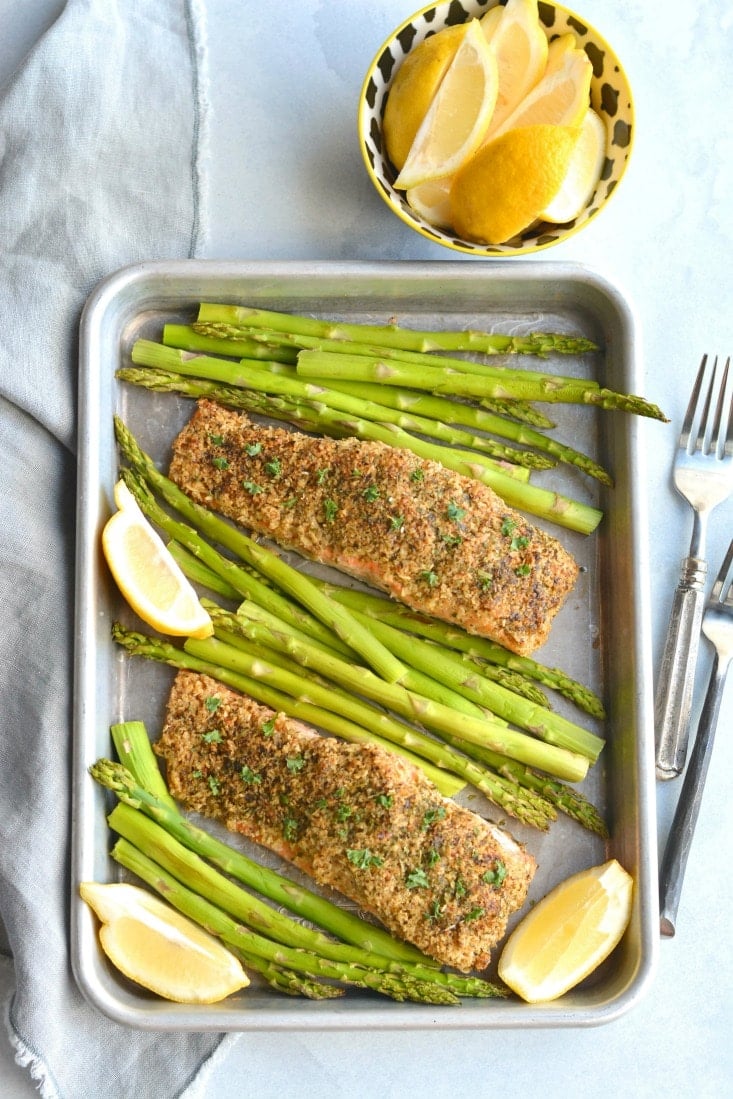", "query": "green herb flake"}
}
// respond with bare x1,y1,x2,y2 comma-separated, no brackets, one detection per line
453,876,468,899
261,718,276,737
283,496,298,509
192,769,203,780
211,456,229,471
419,569,439,588
208,775,221,796
510,533,530,552
346,848,384,870
242,480,264,495
316,467,330,485
208,433,225,446
265,457,282,478
446,501,466,522
463,906,485,922
501,517,517,537
440,533,463,548
425,847,441,867
335,803,353,822
245,442,262,457
389,515,405,531
421,806,447,831
424,900,443,923
362,484,380,502
375,793,394,809
514,563,532,577
405,868,430,890
323,498,338,523
240,765,262,785
286,755,306,774
314,797,329,809
410,468,425,483
482,860,507,888
282,815,299,841
201,729,222,744
204,696,222,713
477,571,493,593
